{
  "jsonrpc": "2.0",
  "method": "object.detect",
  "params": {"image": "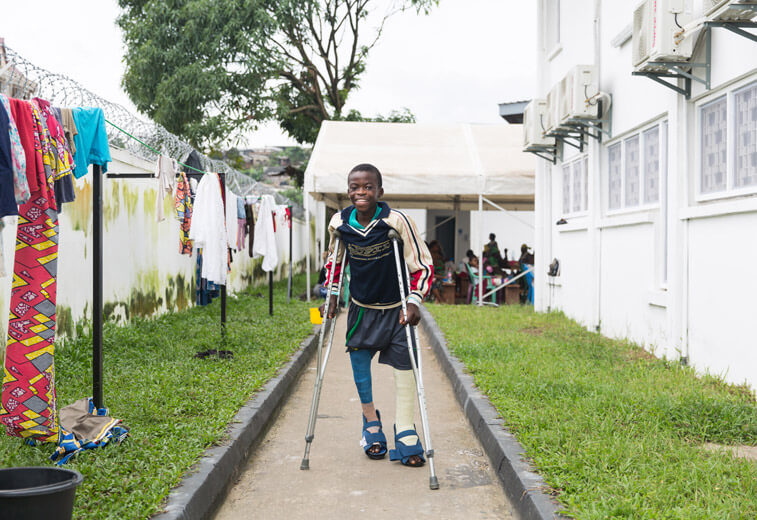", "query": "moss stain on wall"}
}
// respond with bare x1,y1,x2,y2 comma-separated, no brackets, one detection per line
68,180,93,233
